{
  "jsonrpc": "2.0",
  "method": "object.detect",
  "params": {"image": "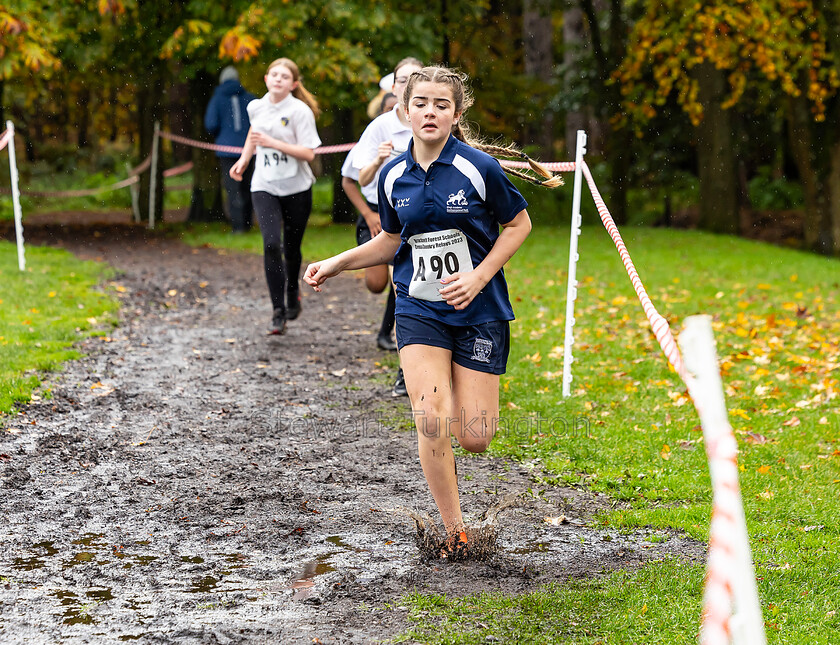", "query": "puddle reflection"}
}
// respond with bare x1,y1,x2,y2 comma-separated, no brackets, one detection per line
290,556,336,601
